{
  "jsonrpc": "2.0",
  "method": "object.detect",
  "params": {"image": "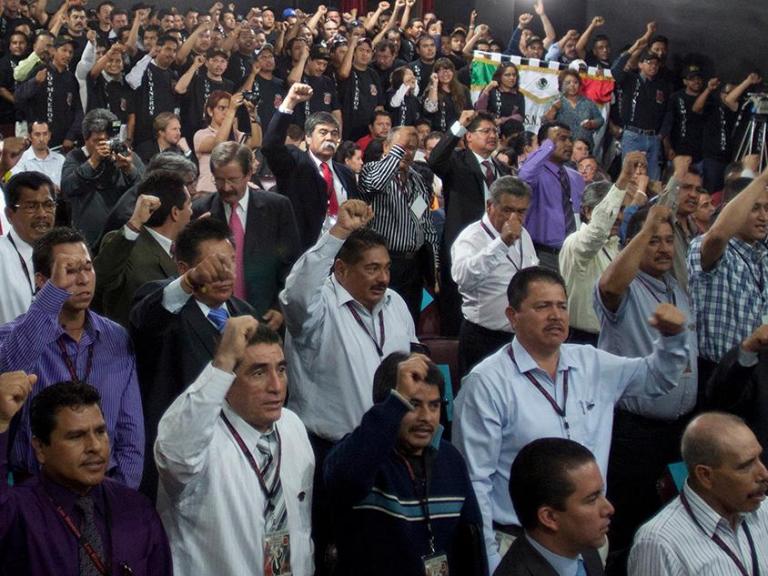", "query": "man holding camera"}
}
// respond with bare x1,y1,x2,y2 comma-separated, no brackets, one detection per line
61,108,145,247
